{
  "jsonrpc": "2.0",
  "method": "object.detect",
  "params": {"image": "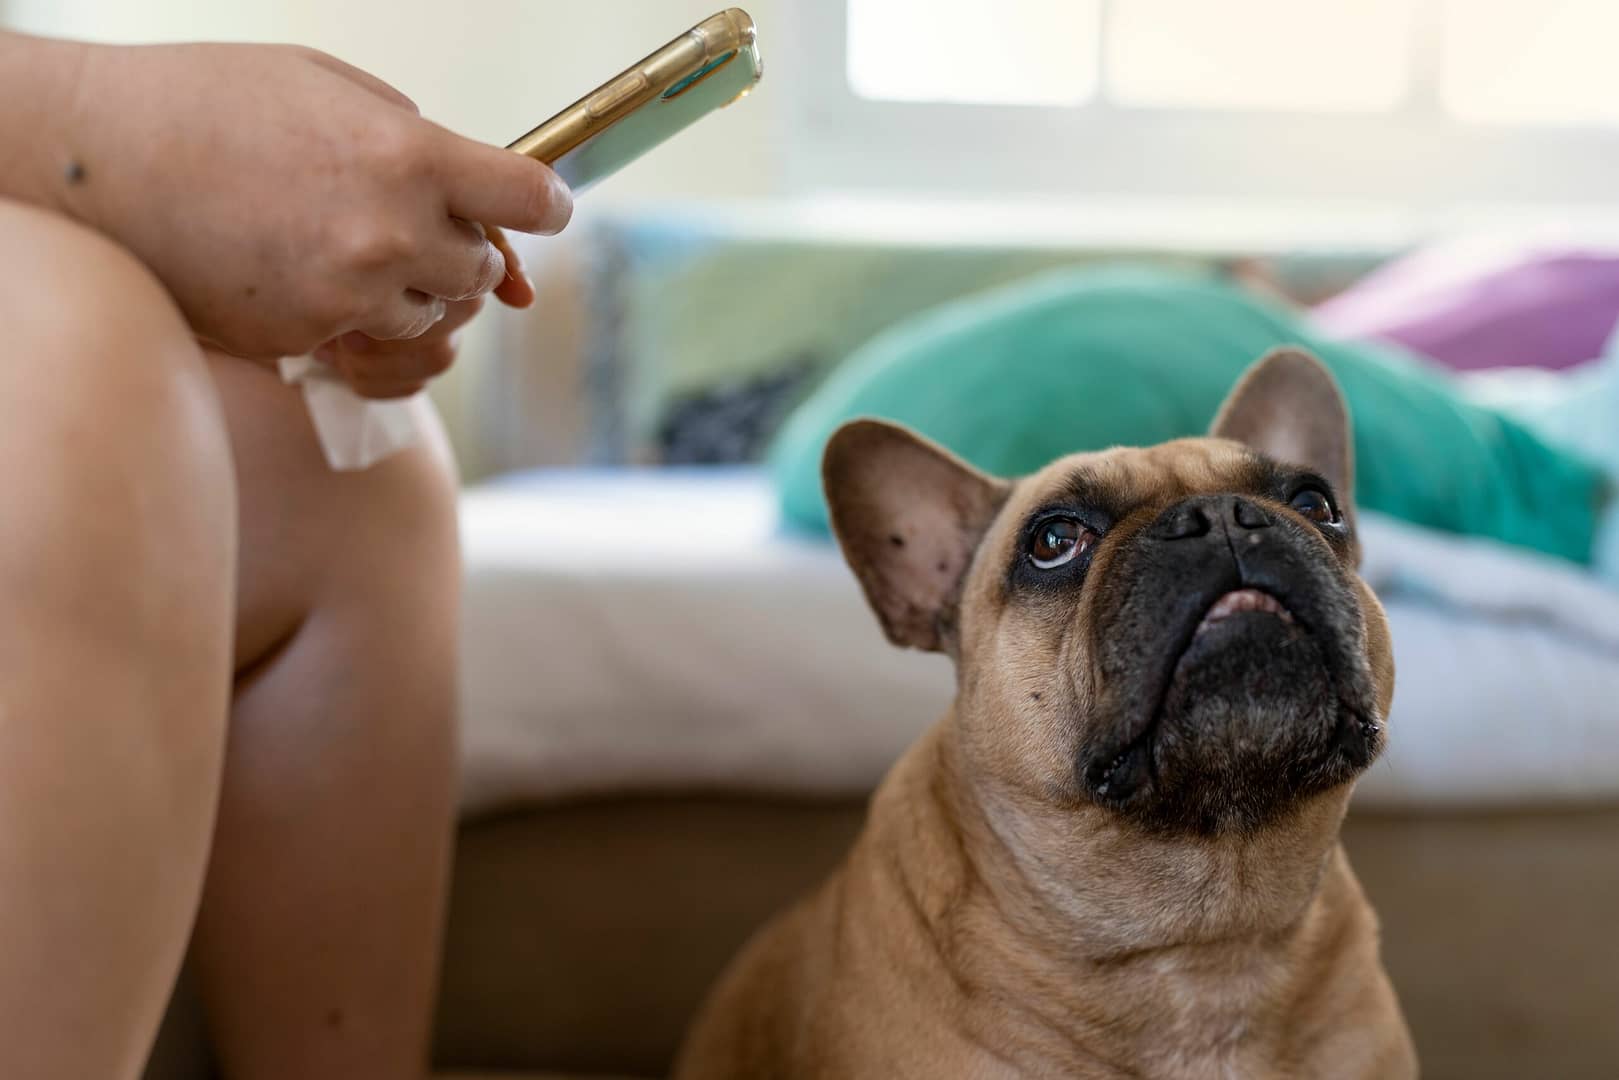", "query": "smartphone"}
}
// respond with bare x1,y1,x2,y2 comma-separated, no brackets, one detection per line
507,8,762,194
